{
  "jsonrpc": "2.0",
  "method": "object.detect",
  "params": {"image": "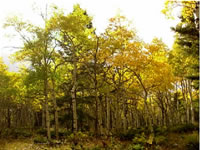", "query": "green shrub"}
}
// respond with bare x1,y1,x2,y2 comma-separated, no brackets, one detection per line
185,132,199,150
136,127,145,135
36,128,47,136
182,124,198,132
58,129,72,137
132,144,144,150
14,129,32,138
68,131,89,142
169,124,197,133
0,128,32,138
50,131,55,138
34,135,48,143
118,128,146,140
154,126,167,136
154,135,167,145
144,126,153,135
37,128,72,138
132,133,146,145
90,146,102,150
128,144,144,150
0,128,12,138
118,129,137,140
